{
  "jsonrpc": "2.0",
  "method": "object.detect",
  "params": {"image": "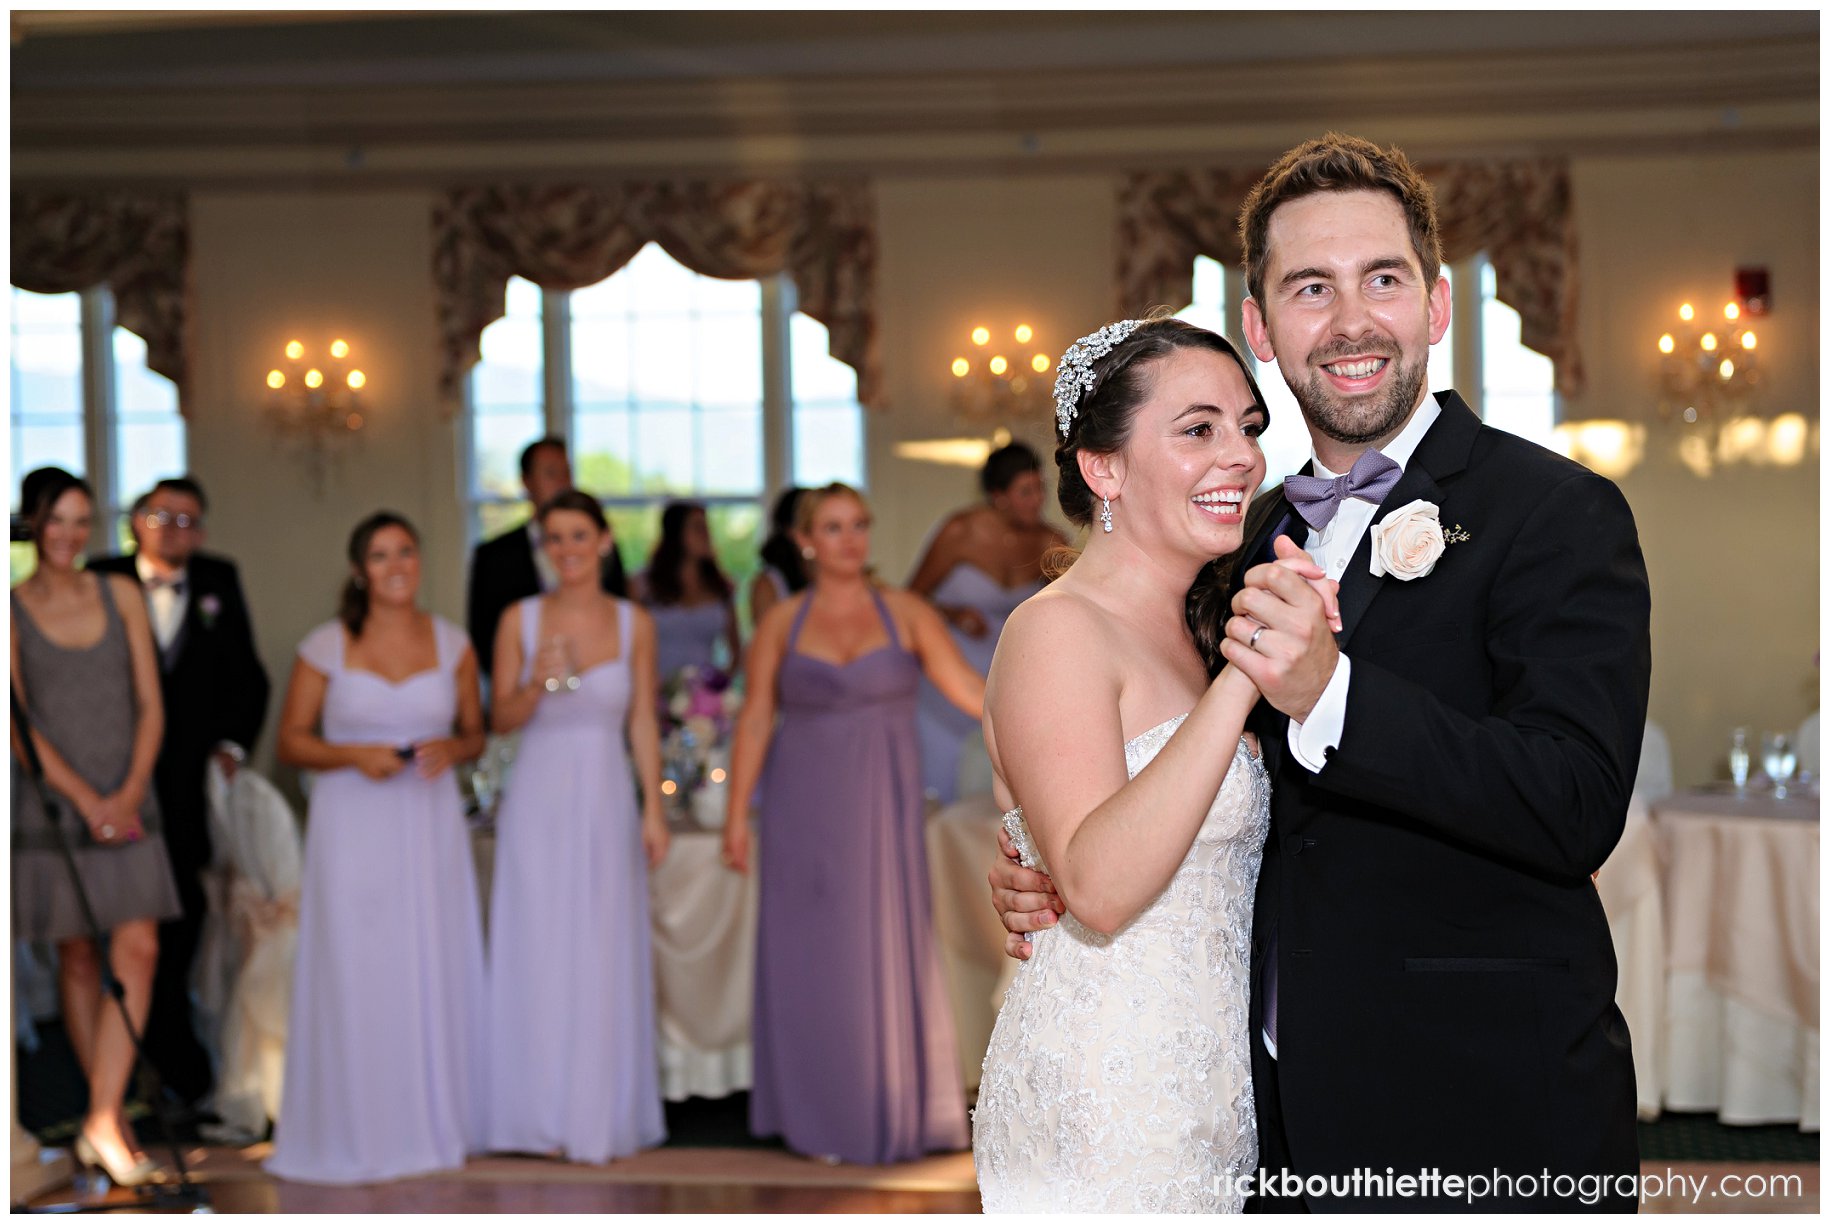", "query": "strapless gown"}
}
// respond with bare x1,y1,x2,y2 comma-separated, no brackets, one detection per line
973,719,1270,1211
